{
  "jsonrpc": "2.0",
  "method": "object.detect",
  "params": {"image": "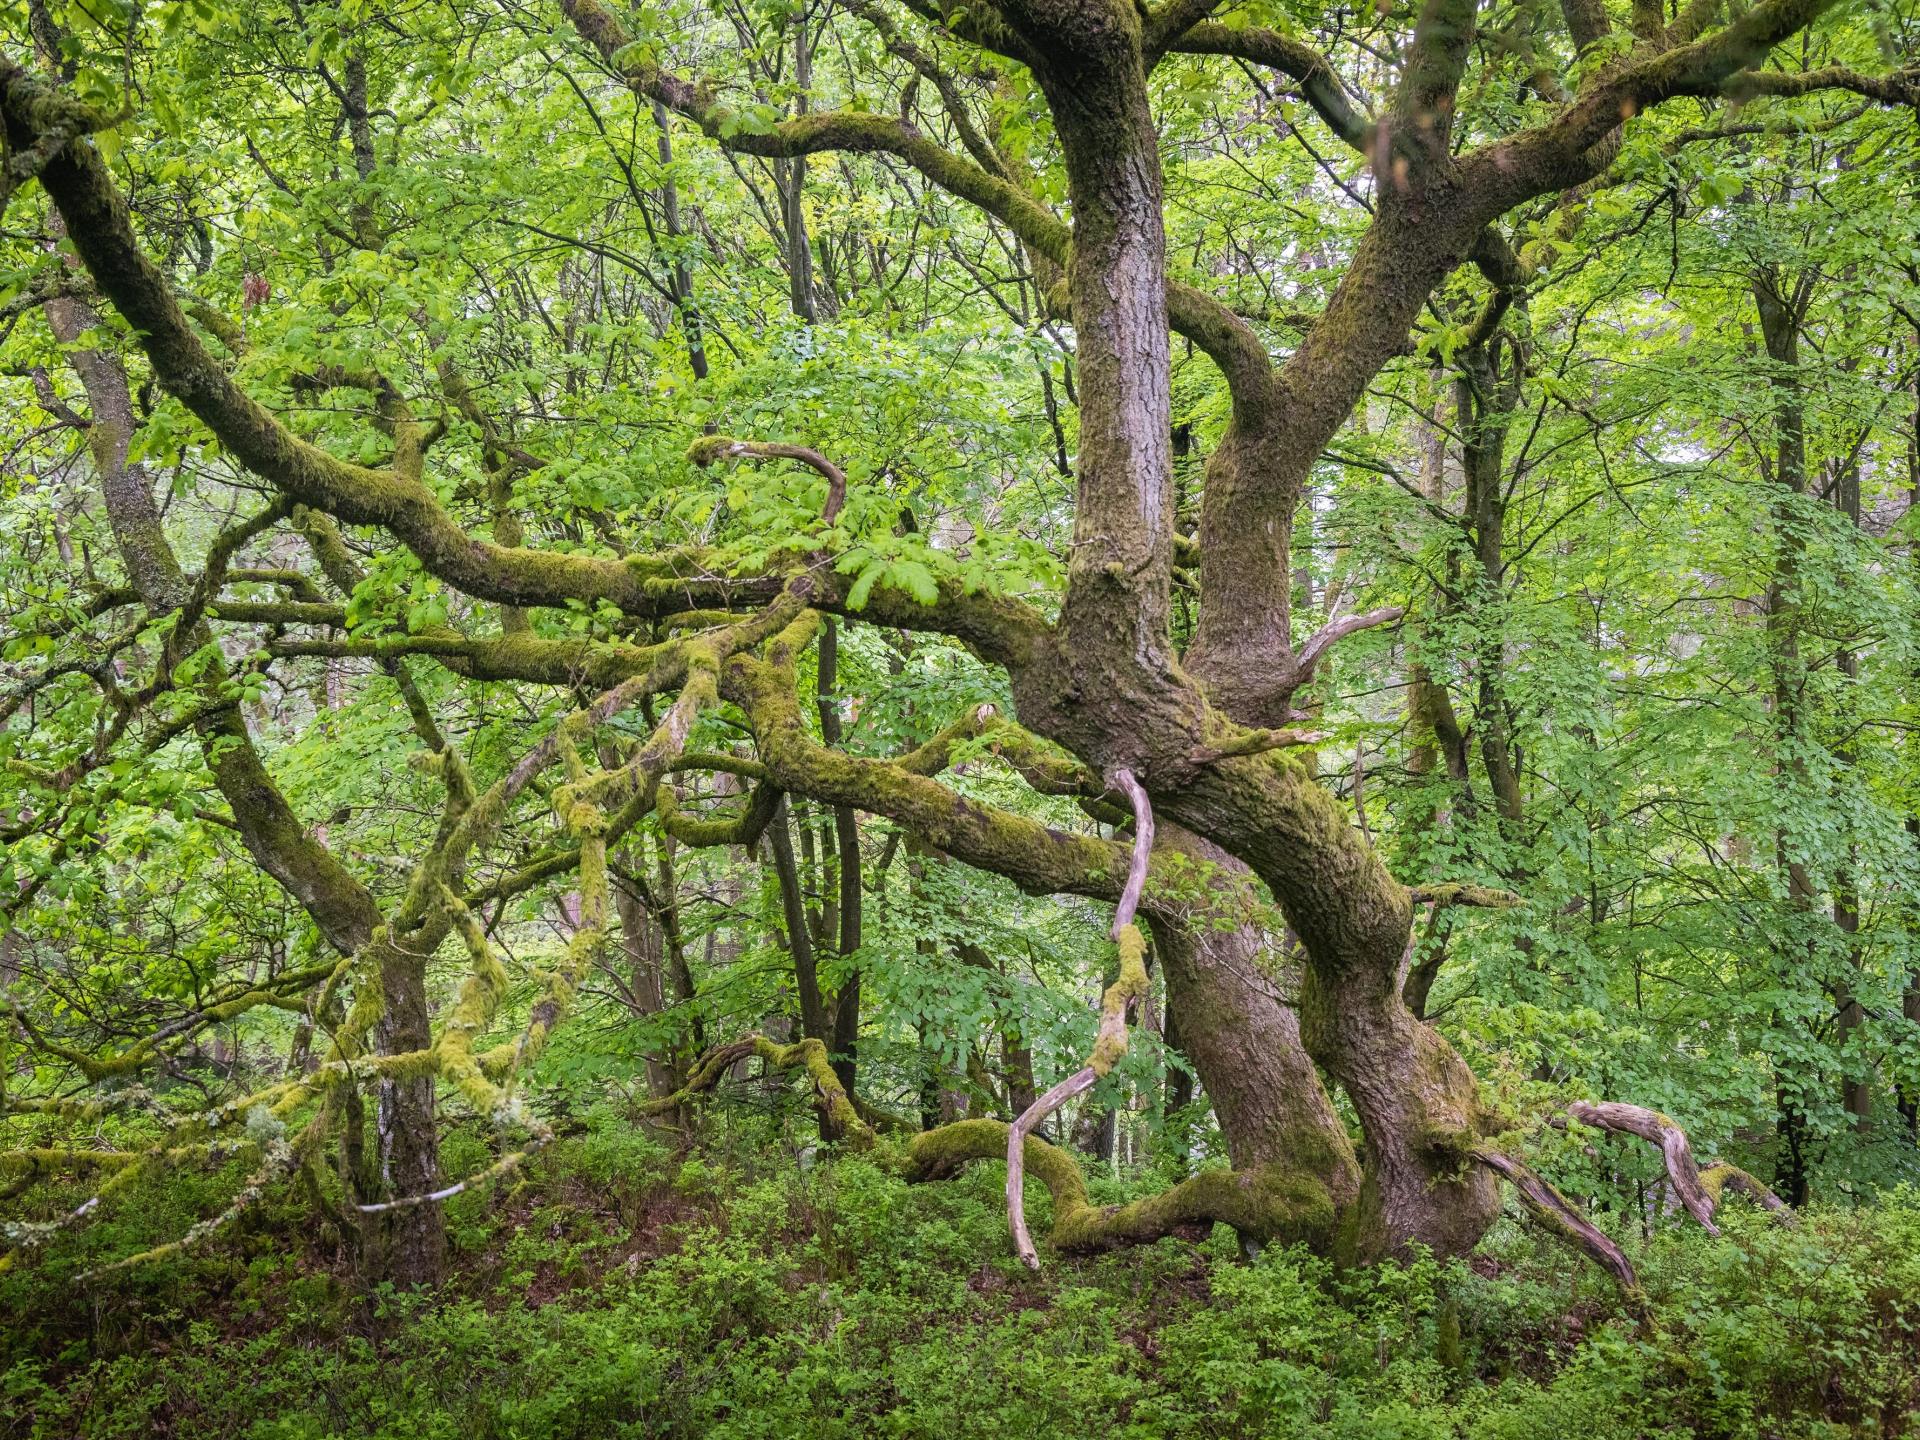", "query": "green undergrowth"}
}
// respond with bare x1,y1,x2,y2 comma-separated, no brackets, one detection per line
5,1110,1920,1439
